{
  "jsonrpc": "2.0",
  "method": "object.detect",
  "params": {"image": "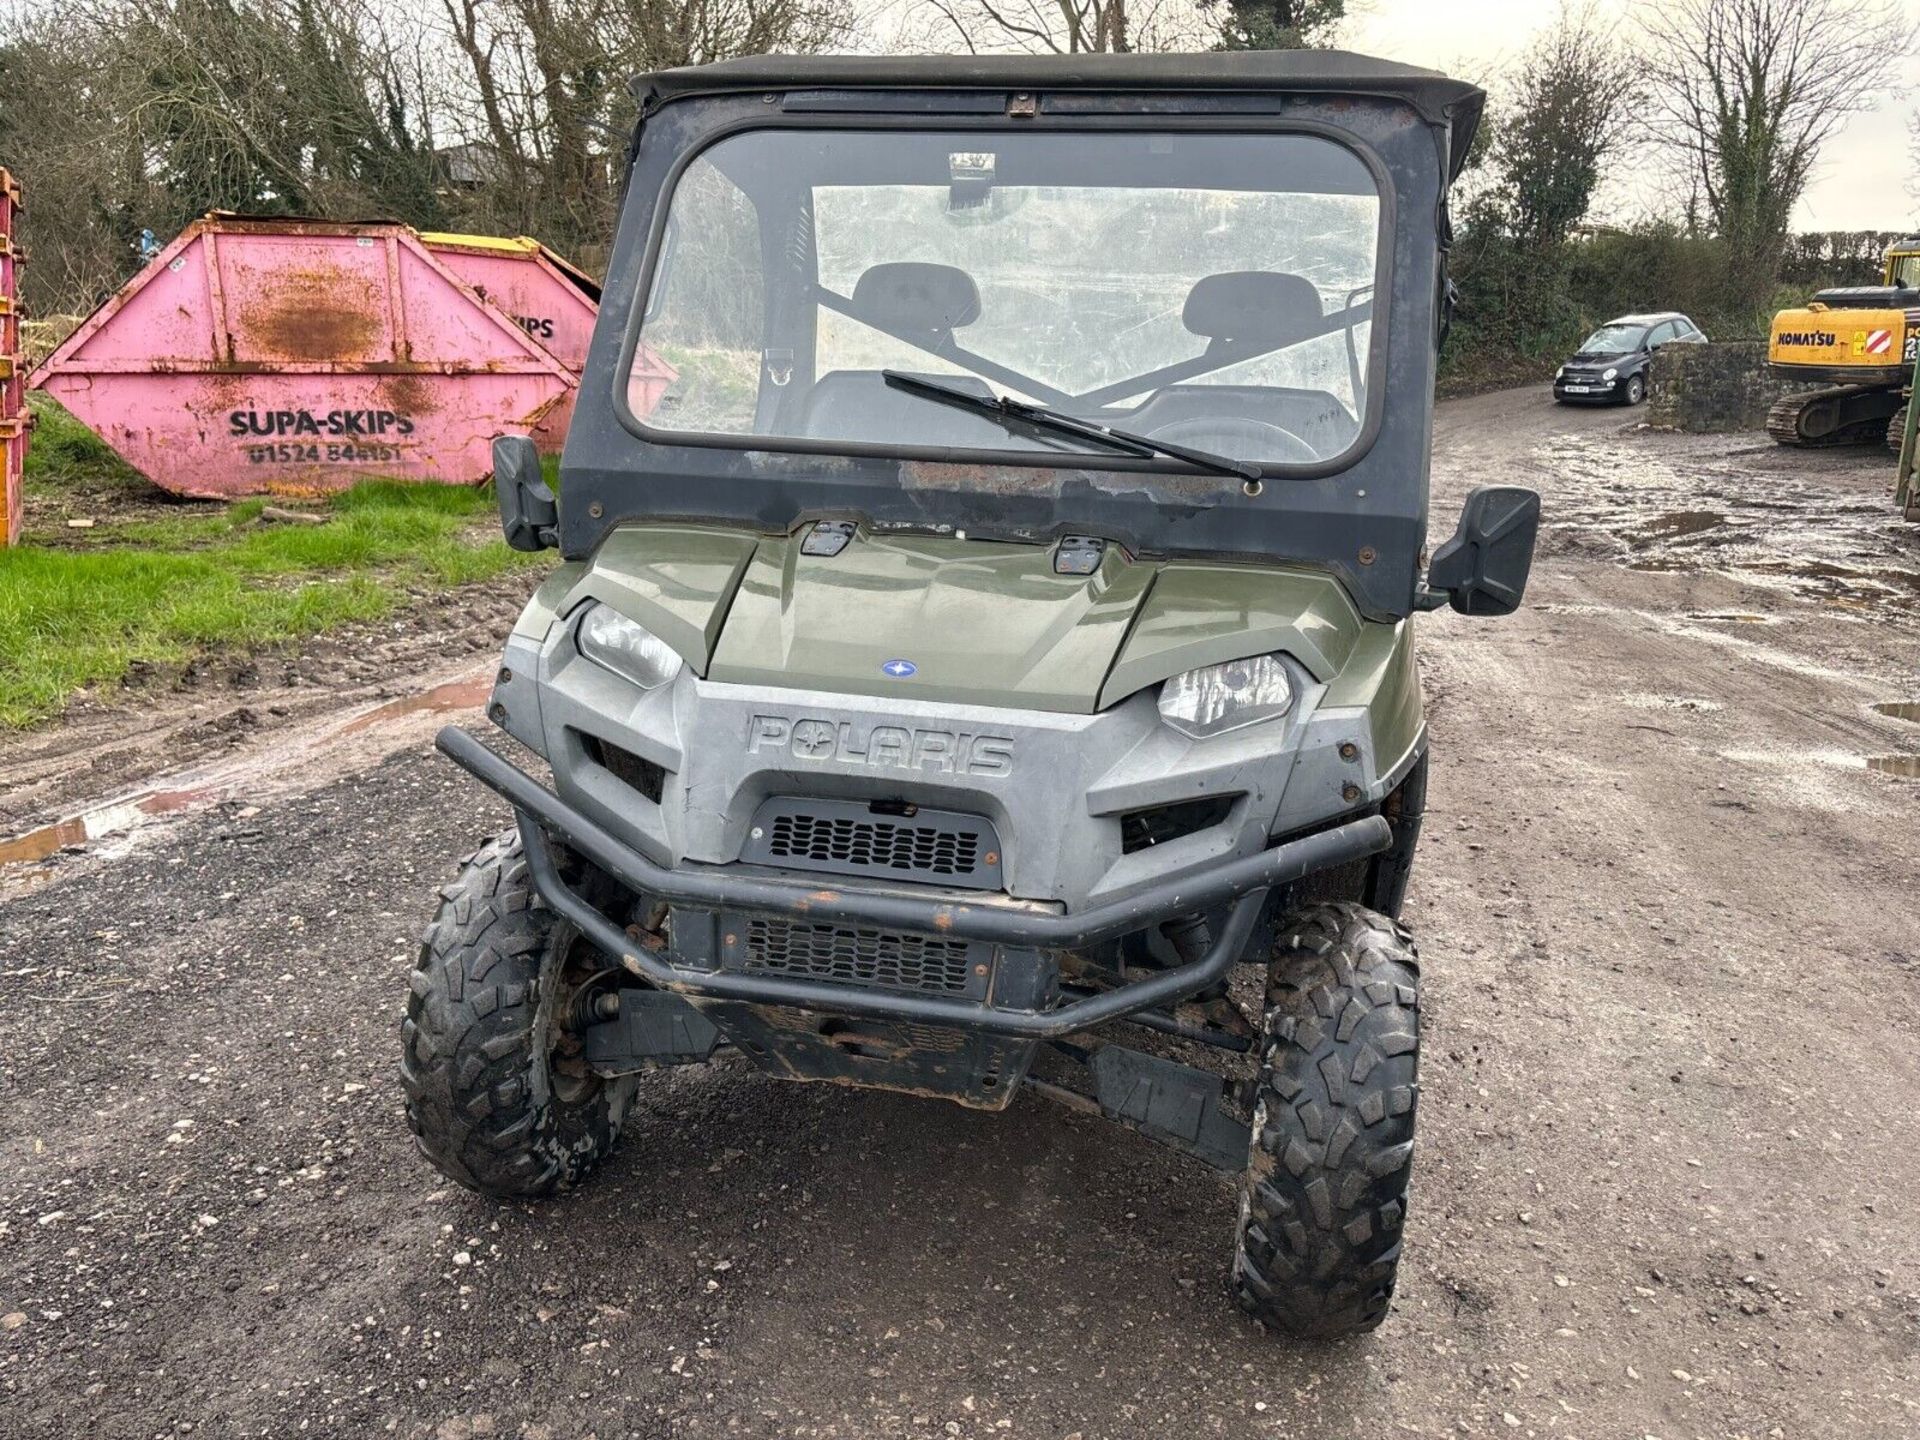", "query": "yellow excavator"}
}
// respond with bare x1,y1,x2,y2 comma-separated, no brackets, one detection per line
1766,238,1920,448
